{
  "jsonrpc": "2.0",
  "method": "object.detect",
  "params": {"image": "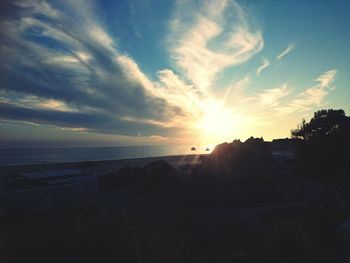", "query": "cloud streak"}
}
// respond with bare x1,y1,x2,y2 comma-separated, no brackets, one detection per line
169,0,263,92
0,0,339,144
278,70,337,114
276,44,294,60
0,0,189,139
256,58,270,75
220,68,337,135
